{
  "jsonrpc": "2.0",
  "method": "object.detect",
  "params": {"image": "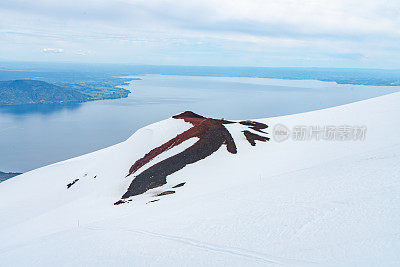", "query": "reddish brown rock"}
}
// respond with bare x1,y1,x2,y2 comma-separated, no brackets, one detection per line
120,111,269,200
